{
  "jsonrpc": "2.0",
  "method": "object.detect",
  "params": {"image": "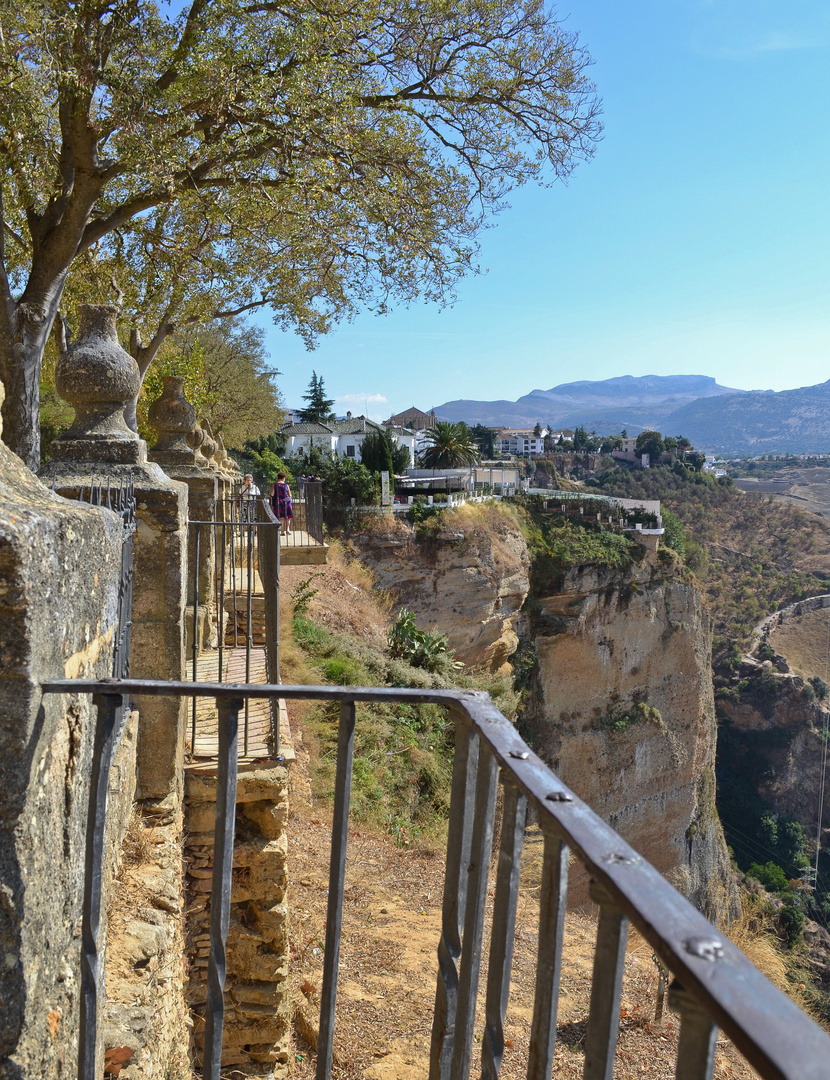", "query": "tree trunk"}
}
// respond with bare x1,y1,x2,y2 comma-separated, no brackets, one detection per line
0,299,61,470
